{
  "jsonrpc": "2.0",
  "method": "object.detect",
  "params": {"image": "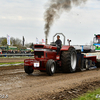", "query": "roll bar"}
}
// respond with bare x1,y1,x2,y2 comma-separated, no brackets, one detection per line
53,33,65,45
